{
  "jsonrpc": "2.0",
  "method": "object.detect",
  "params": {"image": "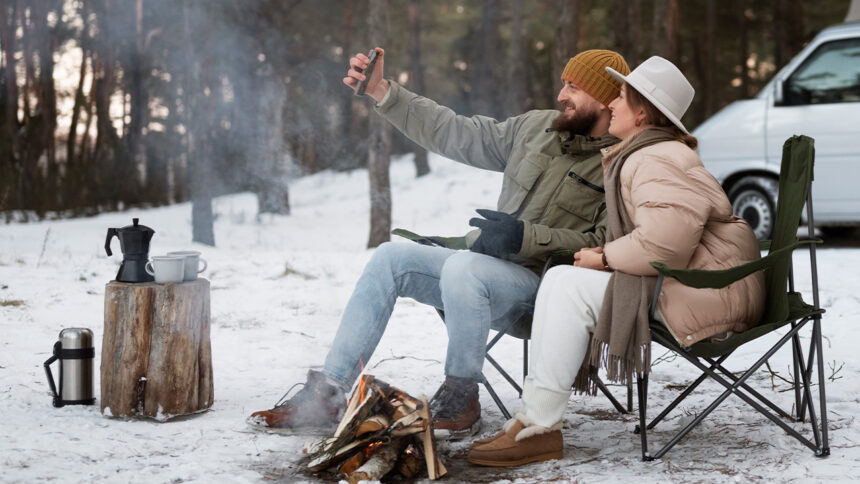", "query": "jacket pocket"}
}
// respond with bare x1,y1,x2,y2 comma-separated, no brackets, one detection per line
554,175,605,224
498,154,547,214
